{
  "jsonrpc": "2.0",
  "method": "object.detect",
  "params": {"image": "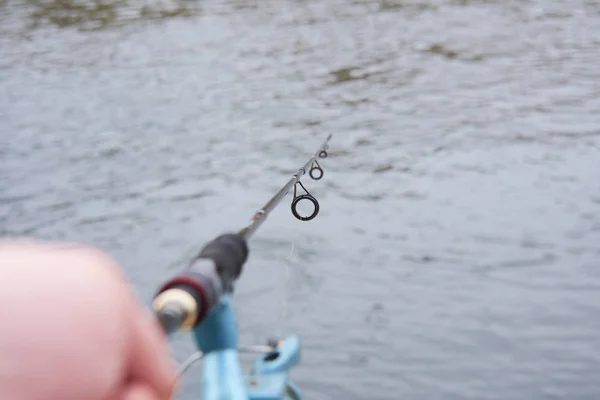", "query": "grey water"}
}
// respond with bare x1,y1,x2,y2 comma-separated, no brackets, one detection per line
2,0,600,399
